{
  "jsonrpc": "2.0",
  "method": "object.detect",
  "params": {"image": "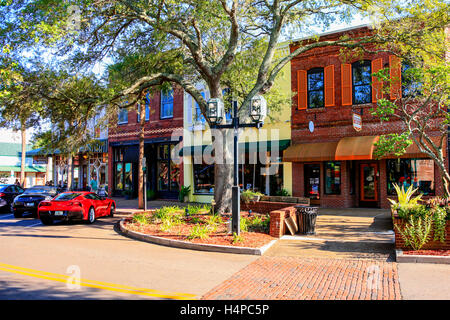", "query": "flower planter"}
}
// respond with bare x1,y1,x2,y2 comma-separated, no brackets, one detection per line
392,215,450,251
